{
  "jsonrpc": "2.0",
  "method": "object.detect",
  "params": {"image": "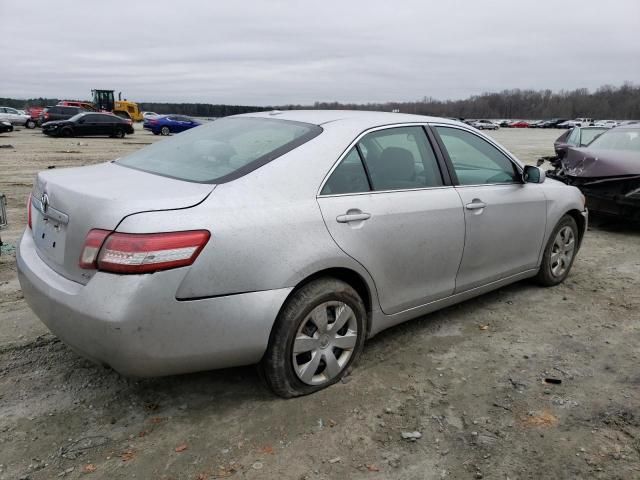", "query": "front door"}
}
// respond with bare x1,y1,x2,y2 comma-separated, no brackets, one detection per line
317,126,465,315
433,125,547,292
